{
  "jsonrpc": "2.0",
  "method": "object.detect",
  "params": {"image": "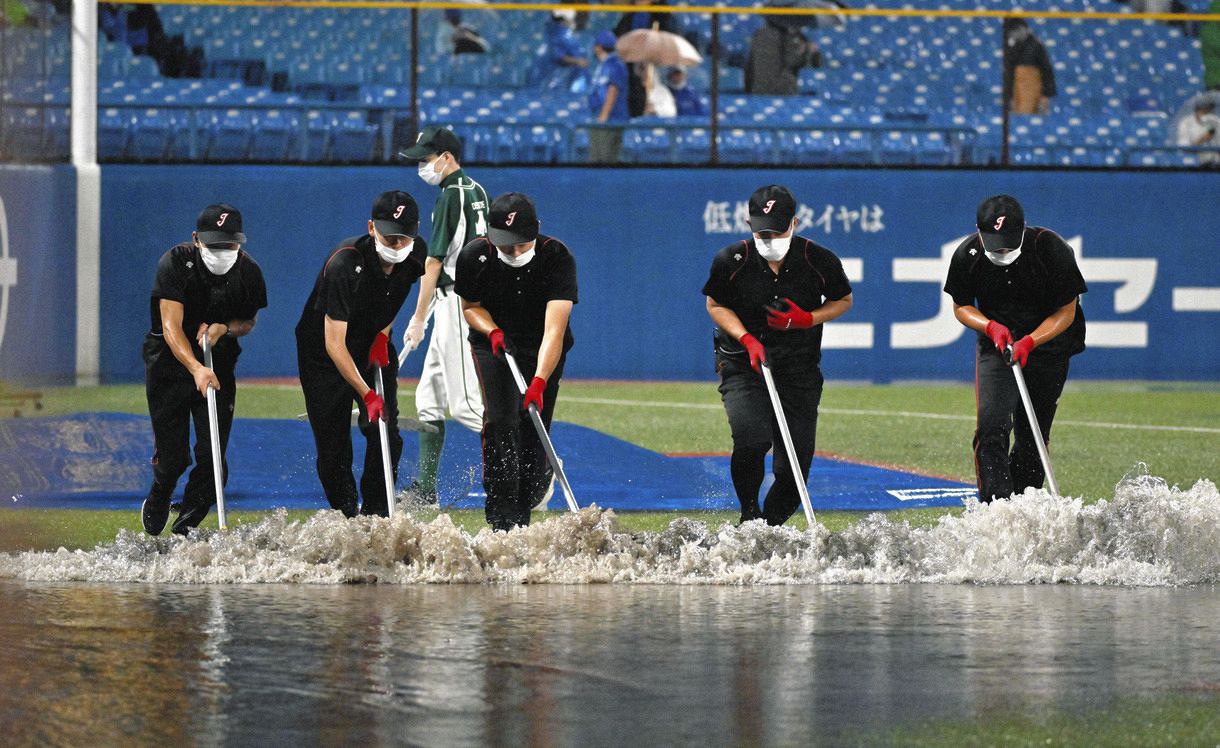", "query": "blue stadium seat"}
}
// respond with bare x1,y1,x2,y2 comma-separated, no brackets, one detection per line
878,131,918,165
203,109,254,160
915,131,954,166
249,109,297,161
329,110,378,162
129,108,176,161
98,107,131,159
298,110,333,161
836,131,873,165
622,126,673,164
1,107,49,159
